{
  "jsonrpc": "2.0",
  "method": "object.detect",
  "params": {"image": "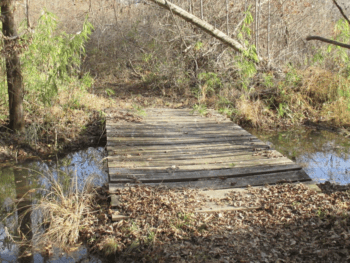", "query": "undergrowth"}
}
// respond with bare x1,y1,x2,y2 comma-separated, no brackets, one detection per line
190,17,350,128
0,11,116,160
79,3,350,130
